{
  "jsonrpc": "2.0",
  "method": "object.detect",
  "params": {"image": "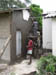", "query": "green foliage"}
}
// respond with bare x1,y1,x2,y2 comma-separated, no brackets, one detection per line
25,0,31,3
0,0,31,10
37,54,56,75
11,72,15,75
30,4,43,30
46,64,55,73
